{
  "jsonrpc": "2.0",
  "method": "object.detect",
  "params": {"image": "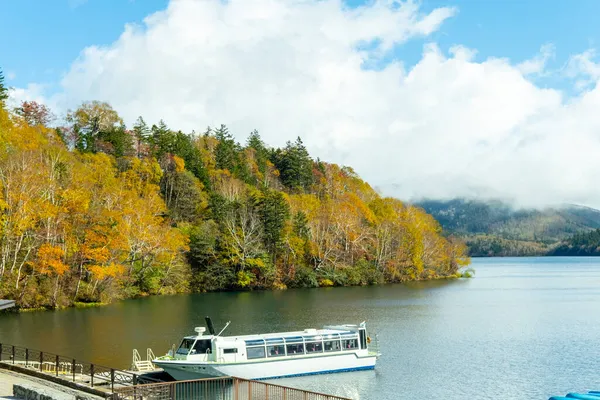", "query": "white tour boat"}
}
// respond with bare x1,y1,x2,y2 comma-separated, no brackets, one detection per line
153,317,380,380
